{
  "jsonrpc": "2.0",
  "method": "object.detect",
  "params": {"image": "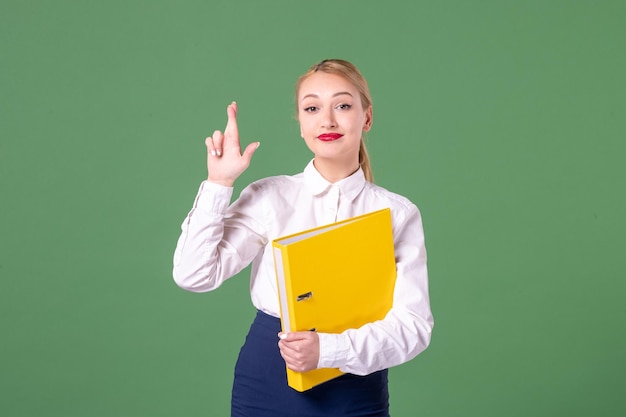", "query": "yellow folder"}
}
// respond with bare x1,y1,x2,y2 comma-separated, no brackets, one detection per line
272,208,397,392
